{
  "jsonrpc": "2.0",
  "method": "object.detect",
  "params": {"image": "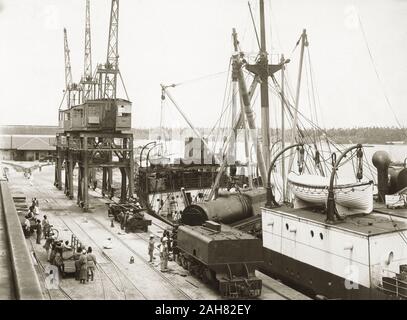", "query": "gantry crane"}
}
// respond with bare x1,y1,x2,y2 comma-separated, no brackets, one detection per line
81,0,96,101
63,28,81,107
96,0,120,99
55,0,134,212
